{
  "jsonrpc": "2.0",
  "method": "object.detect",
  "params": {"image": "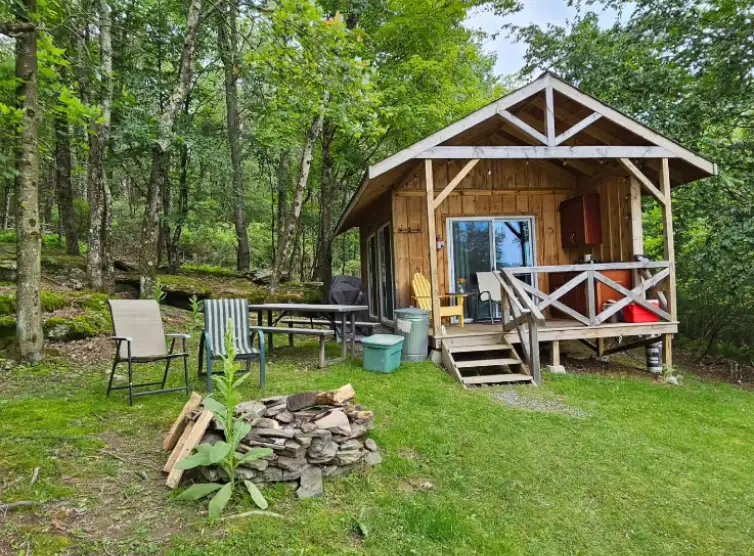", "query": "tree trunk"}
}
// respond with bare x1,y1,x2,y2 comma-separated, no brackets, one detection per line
217,1,250,271
159,152,172,269
54,108,79,255
273,150,290,263
316,120,335,294
12,1,44,362
168,138,190,273
86,0,113,292
138,0,203,297
269,92,328,292
1,180,10,229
